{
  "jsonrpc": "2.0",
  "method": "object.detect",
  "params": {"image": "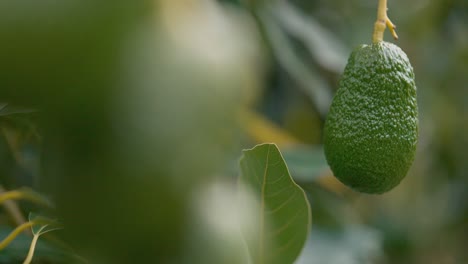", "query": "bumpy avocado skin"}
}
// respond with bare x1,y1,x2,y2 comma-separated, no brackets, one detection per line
324,41,418,194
